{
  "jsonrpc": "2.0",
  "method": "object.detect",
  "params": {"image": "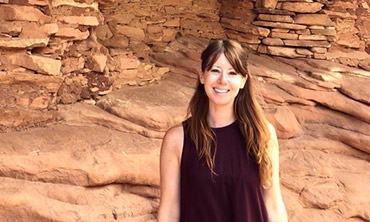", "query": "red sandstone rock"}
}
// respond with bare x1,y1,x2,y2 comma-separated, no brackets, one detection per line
2,36,369,221
281,2,324,13
0,0,369,221
265,106,302,139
